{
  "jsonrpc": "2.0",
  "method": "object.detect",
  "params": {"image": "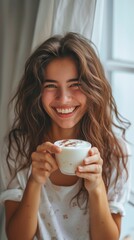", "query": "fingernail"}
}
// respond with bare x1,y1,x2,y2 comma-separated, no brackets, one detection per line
89,149,94,155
